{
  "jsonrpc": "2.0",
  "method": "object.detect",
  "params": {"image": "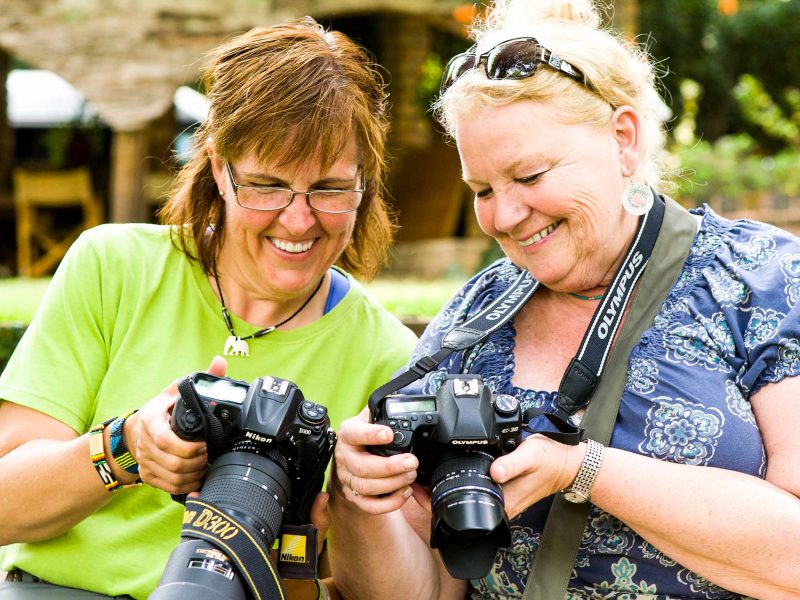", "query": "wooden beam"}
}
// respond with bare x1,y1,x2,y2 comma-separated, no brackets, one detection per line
0,49,13,192
110,129,148,223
